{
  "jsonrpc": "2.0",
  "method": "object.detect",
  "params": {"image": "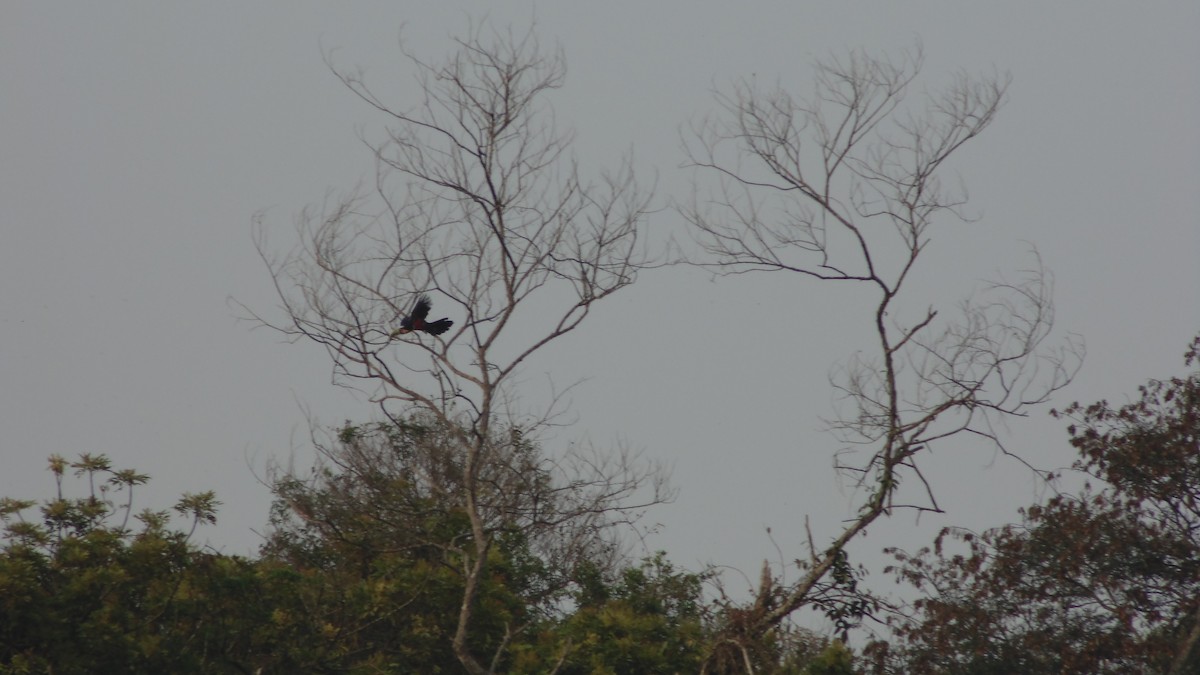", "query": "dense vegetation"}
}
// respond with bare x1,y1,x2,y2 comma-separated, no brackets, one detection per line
0,428,848,674
2,335,1197,673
